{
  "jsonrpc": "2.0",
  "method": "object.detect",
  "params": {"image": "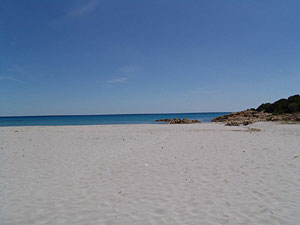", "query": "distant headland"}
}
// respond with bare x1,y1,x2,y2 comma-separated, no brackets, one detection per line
212,94,300,126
